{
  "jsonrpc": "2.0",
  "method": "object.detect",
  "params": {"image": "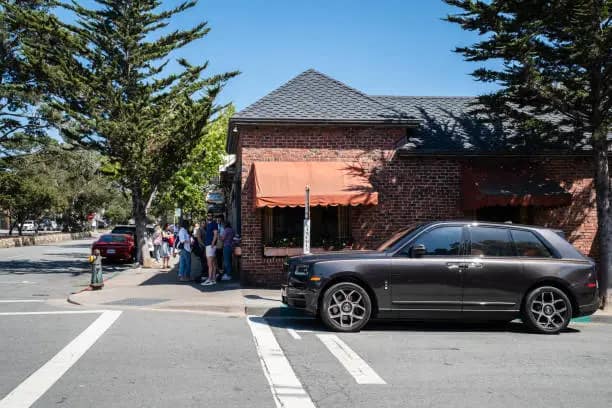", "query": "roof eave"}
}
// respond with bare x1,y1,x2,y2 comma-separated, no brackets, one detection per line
229,117,421,127
396,149,596,158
